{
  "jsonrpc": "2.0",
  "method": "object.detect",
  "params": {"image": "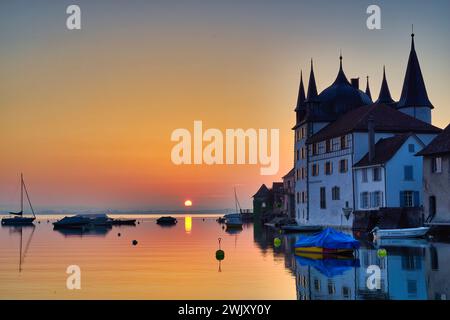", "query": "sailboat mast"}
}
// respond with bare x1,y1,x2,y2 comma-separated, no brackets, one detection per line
19,227,23,272
20,173,23,213
234,188,238,213
22,175,36,218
